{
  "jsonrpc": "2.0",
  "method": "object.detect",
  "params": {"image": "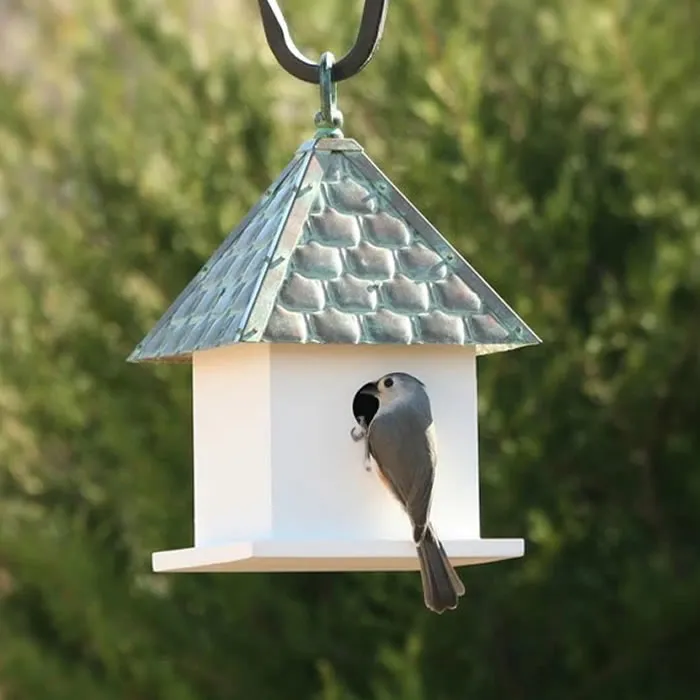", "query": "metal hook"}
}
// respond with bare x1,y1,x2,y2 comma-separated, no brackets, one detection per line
314,52,344,133
257,0,390,85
